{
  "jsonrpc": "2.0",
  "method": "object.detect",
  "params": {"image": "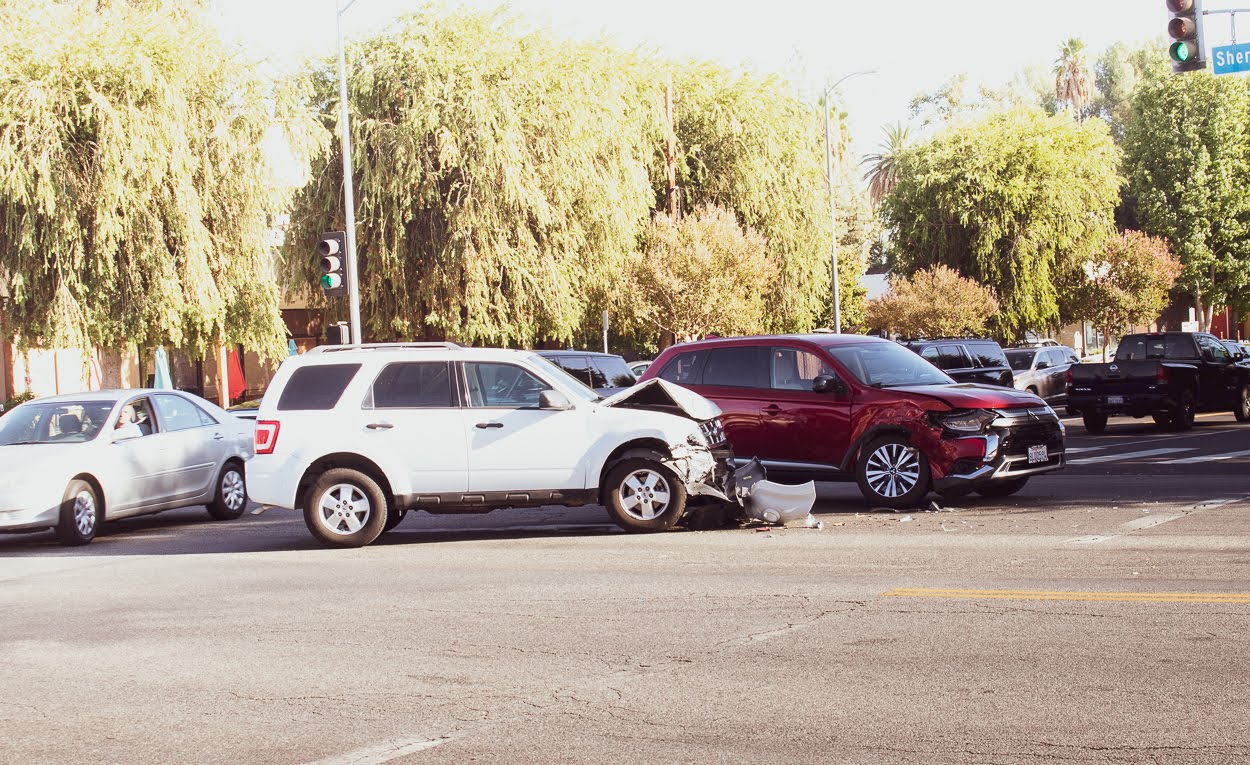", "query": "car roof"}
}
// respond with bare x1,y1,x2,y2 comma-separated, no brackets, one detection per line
656,334,899,352
536,350,624,358
297,344,539,364
13,389,182,405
